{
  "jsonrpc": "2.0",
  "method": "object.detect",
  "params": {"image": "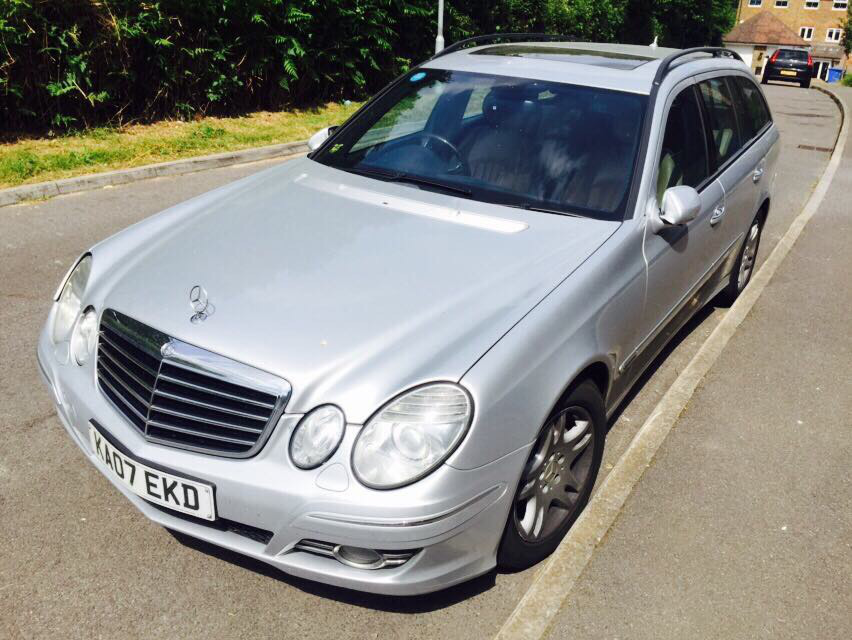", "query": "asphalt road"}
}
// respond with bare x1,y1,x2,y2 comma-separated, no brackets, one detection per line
0,85,841,640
